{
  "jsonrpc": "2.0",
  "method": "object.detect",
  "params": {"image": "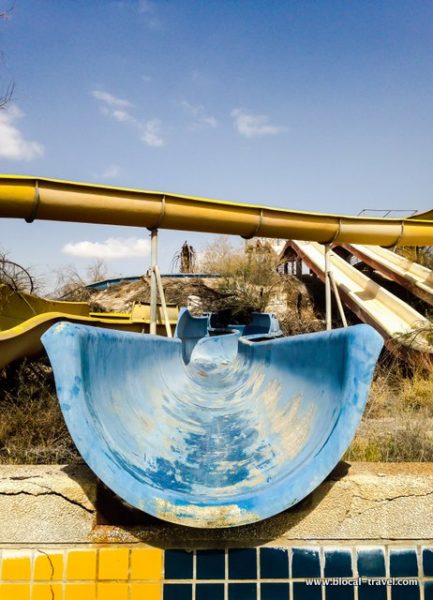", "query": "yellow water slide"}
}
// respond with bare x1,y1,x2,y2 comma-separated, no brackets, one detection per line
0,175,432,245
343,244,433,306
0,284,178,368
0,174,432,364
288,240,431,354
